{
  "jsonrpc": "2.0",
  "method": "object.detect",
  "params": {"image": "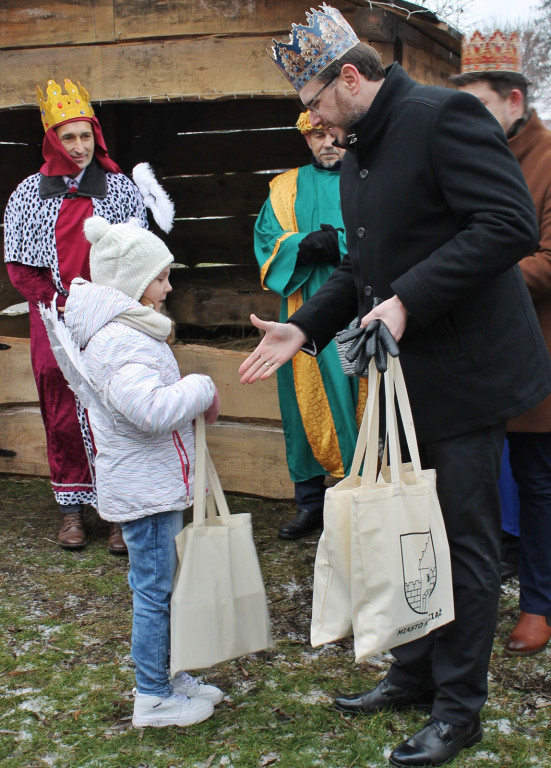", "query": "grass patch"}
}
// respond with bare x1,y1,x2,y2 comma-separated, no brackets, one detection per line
0,476,549,767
